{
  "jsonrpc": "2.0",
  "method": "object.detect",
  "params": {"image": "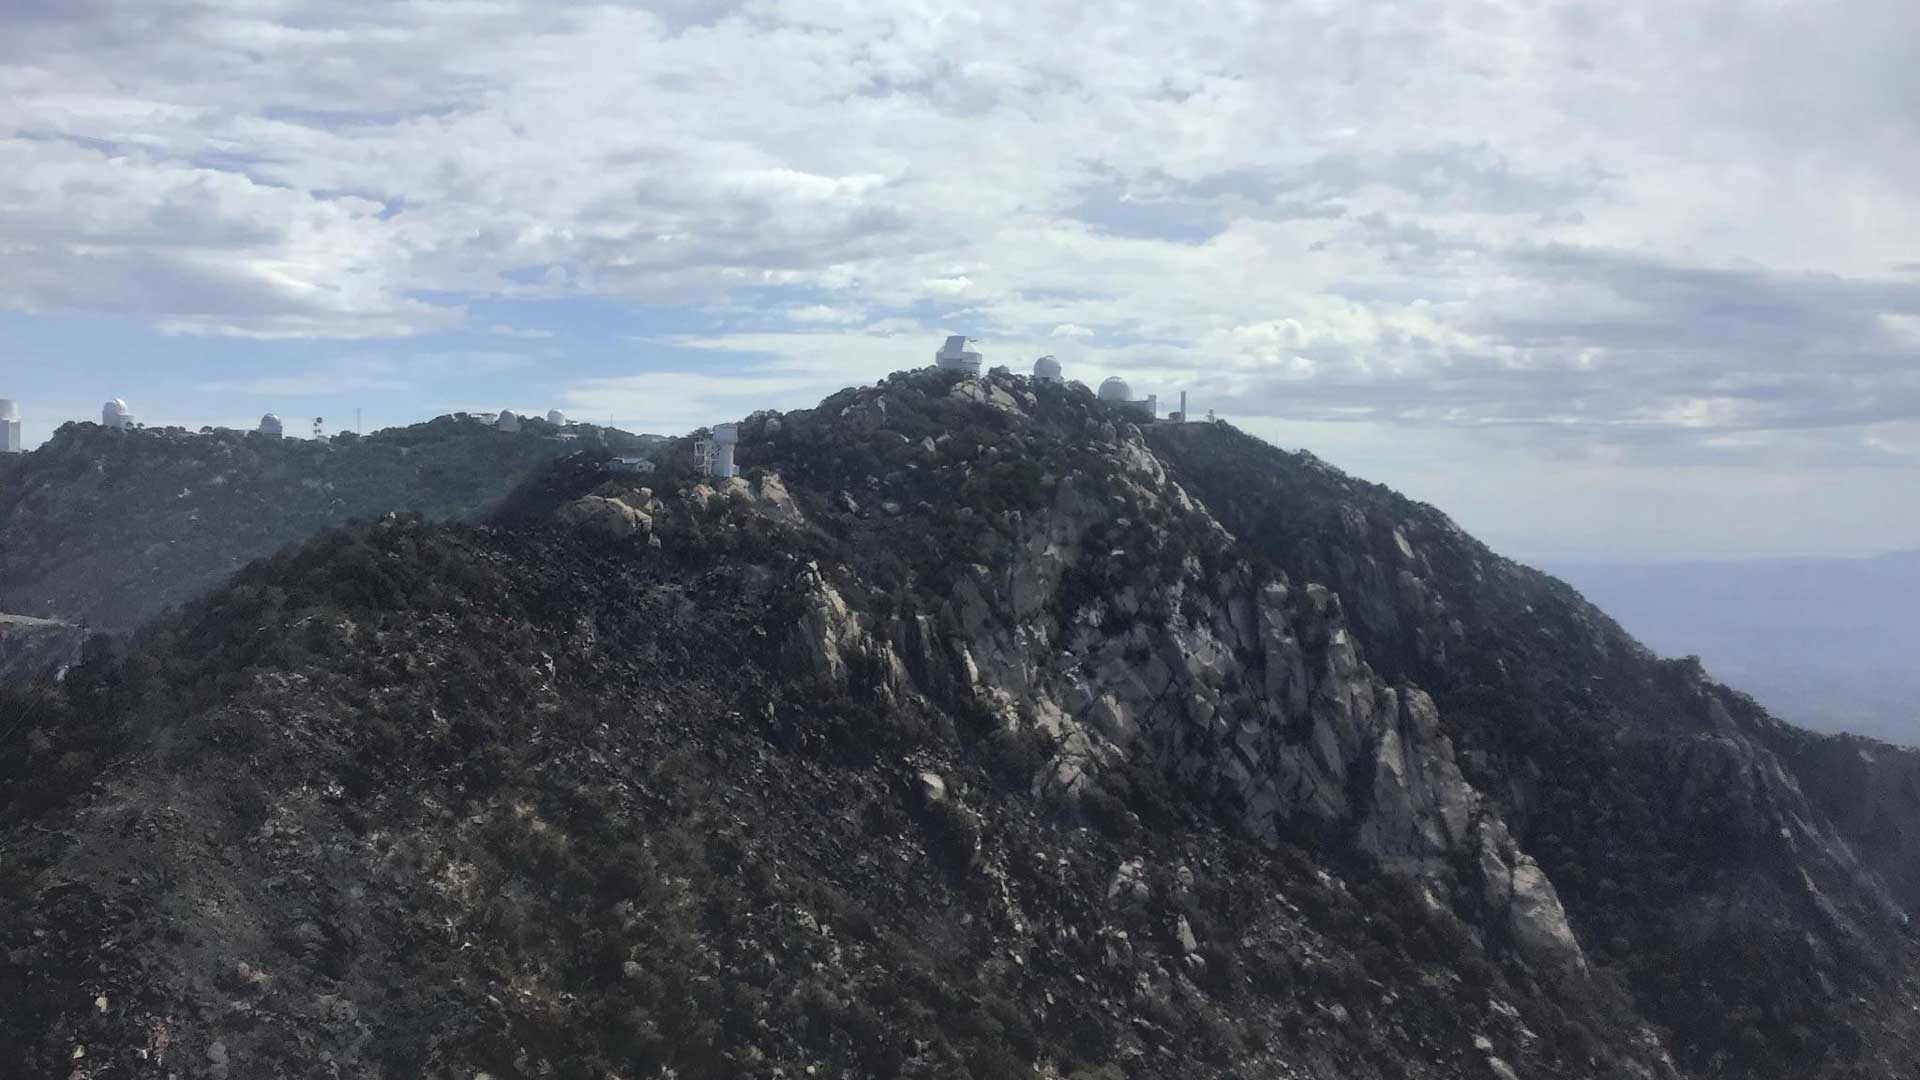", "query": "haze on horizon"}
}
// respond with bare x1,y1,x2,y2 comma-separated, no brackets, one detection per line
3,0,1918,564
